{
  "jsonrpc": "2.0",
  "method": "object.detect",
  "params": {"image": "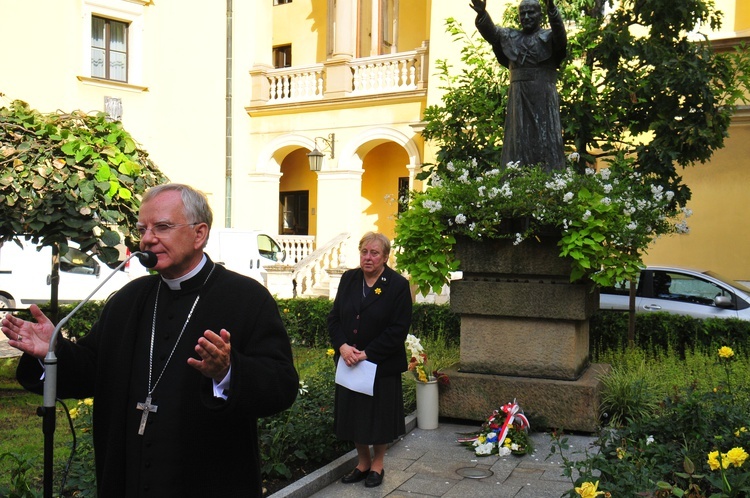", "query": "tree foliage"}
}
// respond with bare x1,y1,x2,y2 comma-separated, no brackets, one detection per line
421,18,508,169
0,99,168,263
399,0,750,294
421,0,750,203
